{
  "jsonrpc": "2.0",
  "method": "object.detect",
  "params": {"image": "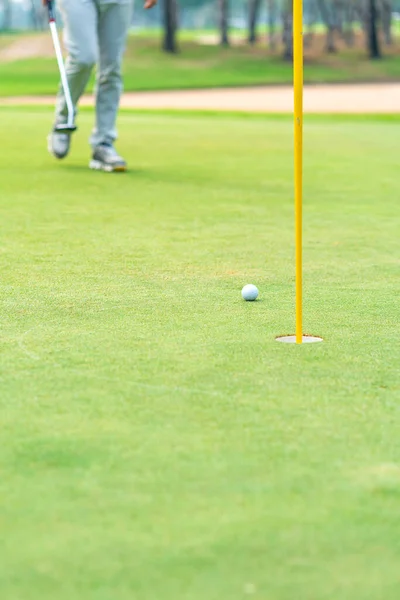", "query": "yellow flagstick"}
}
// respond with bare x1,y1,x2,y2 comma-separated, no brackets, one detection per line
293,0,303,344
276,2,323,345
